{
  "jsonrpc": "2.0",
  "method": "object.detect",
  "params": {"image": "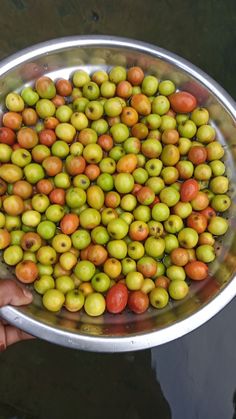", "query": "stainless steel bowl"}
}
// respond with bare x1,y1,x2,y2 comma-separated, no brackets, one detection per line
0,36,235,352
